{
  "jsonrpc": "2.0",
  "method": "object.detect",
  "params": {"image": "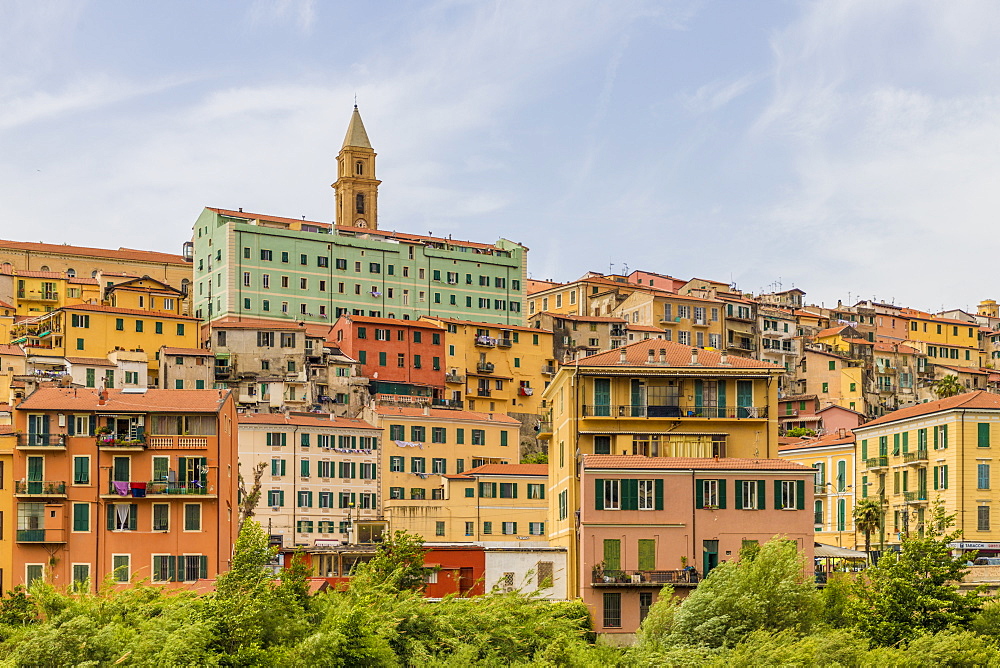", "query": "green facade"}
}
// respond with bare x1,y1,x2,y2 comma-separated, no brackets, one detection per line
192,209,527,326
